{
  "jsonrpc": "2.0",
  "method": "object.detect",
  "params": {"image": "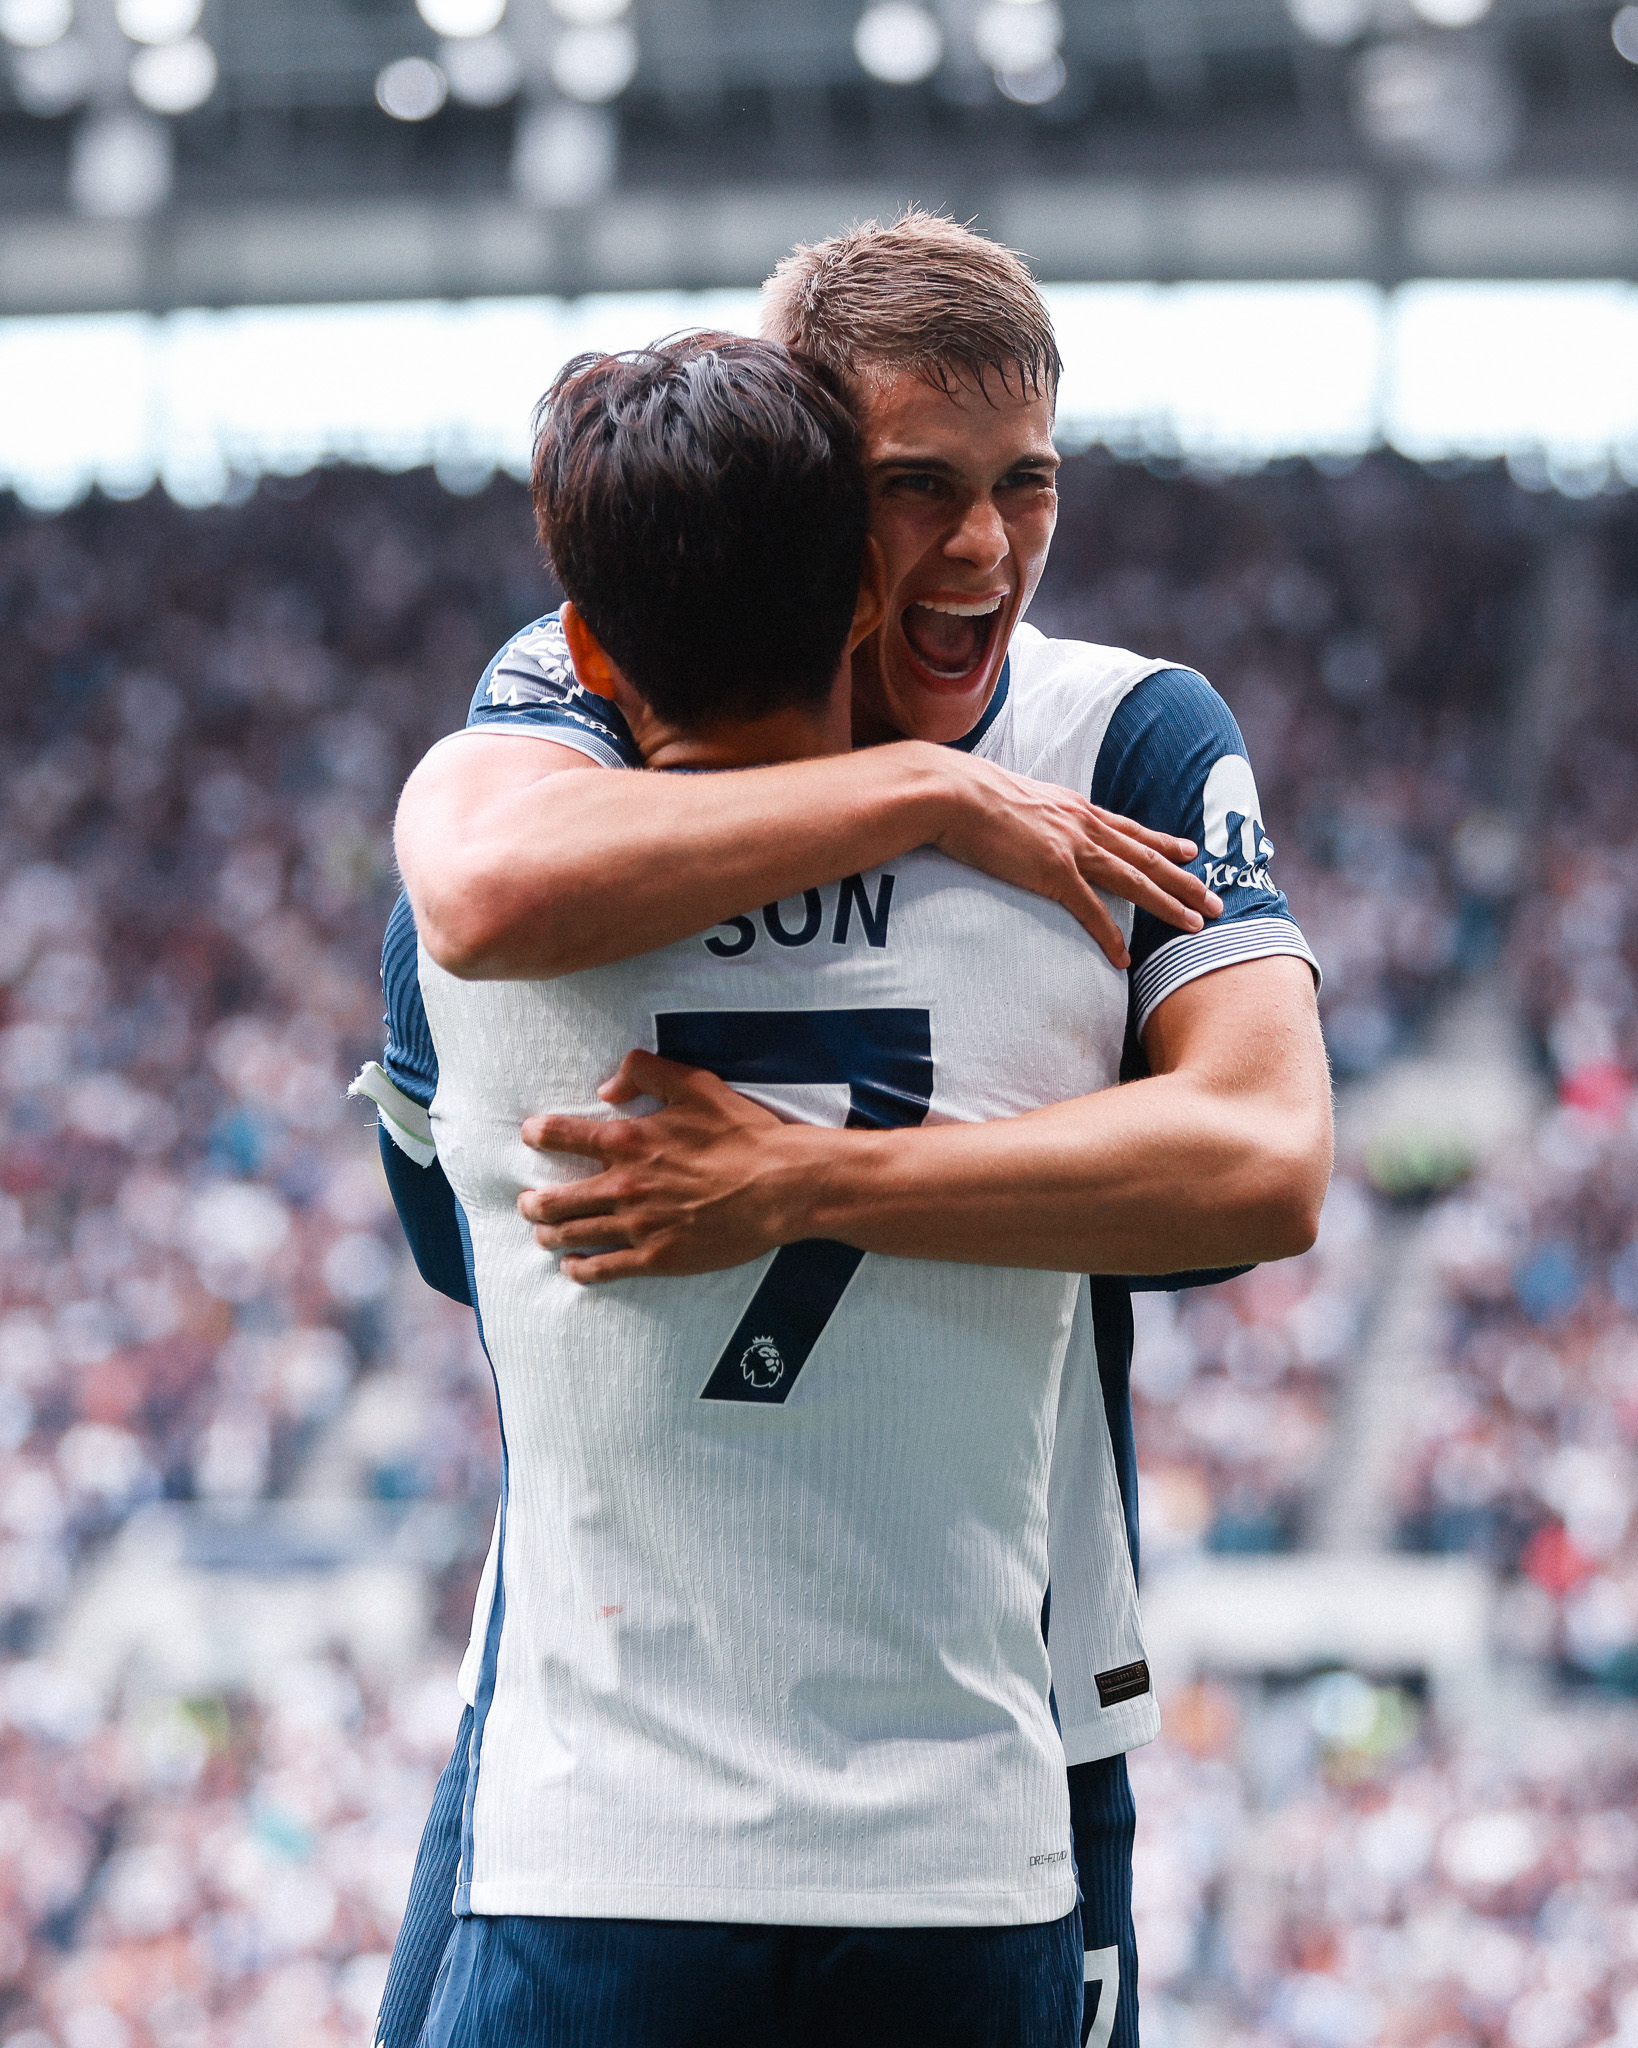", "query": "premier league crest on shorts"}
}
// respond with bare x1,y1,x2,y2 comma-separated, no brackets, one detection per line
740,1335,785,1390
